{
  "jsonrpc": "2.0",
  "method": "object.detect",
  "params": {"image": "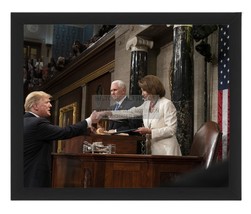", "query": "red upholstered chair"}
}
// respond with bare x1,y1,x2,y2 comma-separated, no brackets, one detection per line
189,121,222,169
